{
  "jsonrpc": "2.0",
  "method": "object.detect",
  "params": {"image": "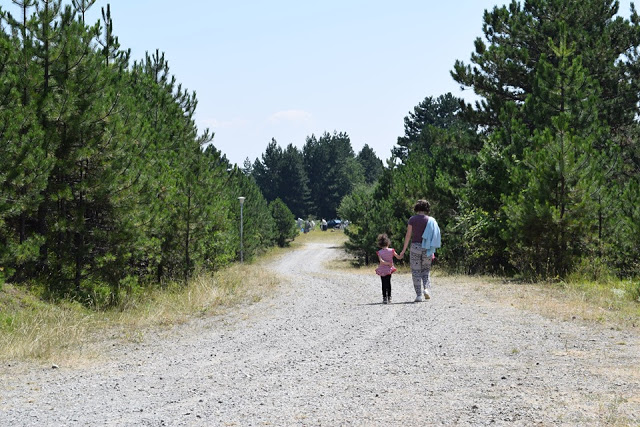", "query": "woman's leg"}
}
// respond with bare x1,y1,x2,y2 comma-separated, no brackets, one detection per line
410,243,433,299
410,243,425,298
422,257,432,298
